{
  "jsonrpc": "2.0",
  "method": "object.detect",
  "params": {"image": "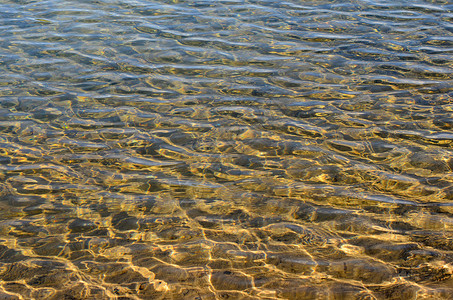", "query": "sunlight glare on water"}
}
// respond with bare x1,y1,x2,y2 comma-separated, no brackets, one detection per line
0,0,452,299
